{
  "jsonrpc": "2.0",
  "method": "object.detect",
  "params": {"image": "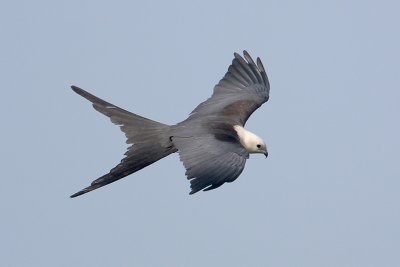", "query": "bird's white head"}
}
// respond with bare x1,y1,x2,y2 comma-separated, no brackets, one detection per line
233,125,268,158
